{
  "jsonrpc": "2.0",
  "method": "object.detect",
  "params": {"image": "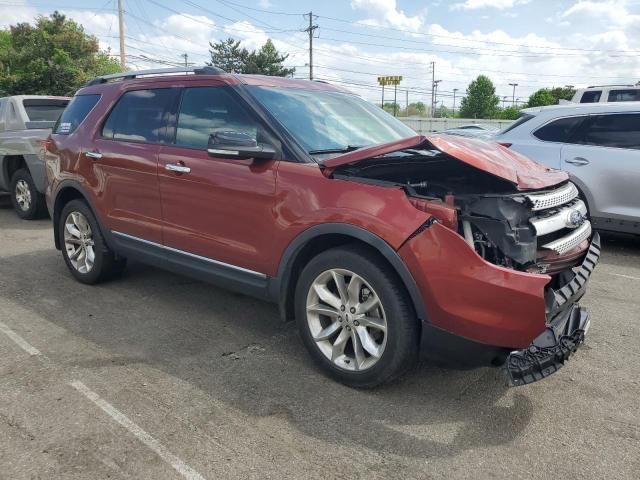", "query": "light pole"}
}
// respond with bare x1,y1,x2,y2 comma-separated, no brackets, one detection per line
509,82,518,106
377,76,403,116
453,88,459,114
